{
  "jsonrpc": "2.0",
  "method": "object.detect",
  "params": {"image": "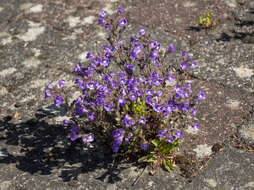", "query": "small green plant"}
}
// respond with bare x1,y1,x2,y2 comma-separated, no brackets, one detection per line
199,12,217,29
